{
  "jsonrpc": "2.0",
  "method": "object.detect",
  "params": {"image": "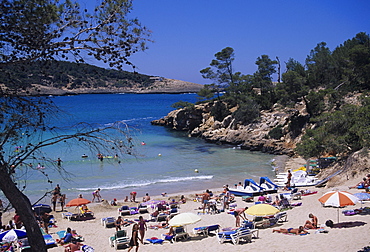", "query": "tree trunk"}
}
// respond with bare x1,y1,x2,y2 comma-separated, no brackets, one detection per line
0,167,46,252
